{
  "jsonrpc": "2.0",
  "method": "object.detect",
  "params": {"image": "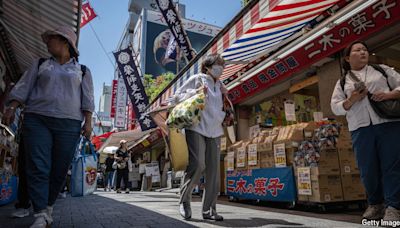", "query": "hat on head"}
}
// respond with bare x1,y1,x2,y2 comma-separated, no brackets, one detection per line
41,25,79,56
120,140,127,145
